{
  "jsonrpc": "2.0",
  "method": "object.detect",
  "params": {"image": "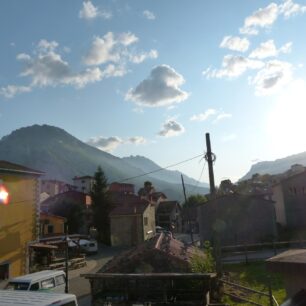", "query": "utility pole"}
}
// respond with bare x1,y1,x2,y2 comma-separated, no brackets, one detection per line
205,133,216,195
181,174,193,243
204,133,222,277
